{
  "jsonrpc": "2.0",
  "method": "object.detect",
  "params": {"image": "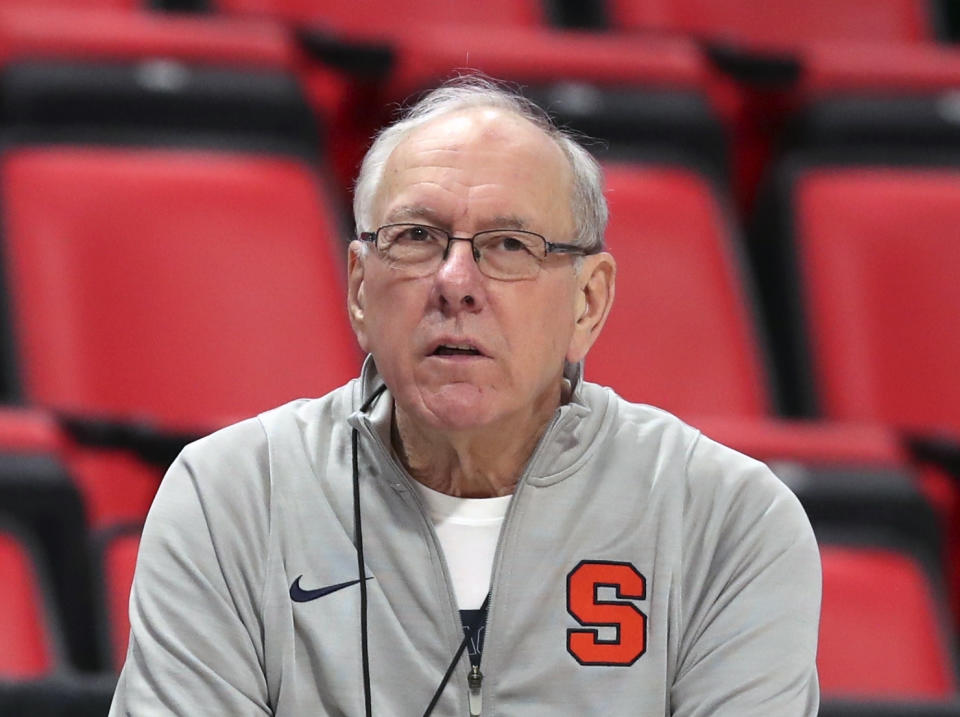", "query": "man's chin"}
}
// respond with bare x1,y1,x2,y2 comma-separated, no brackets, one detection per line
406,384,500,433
